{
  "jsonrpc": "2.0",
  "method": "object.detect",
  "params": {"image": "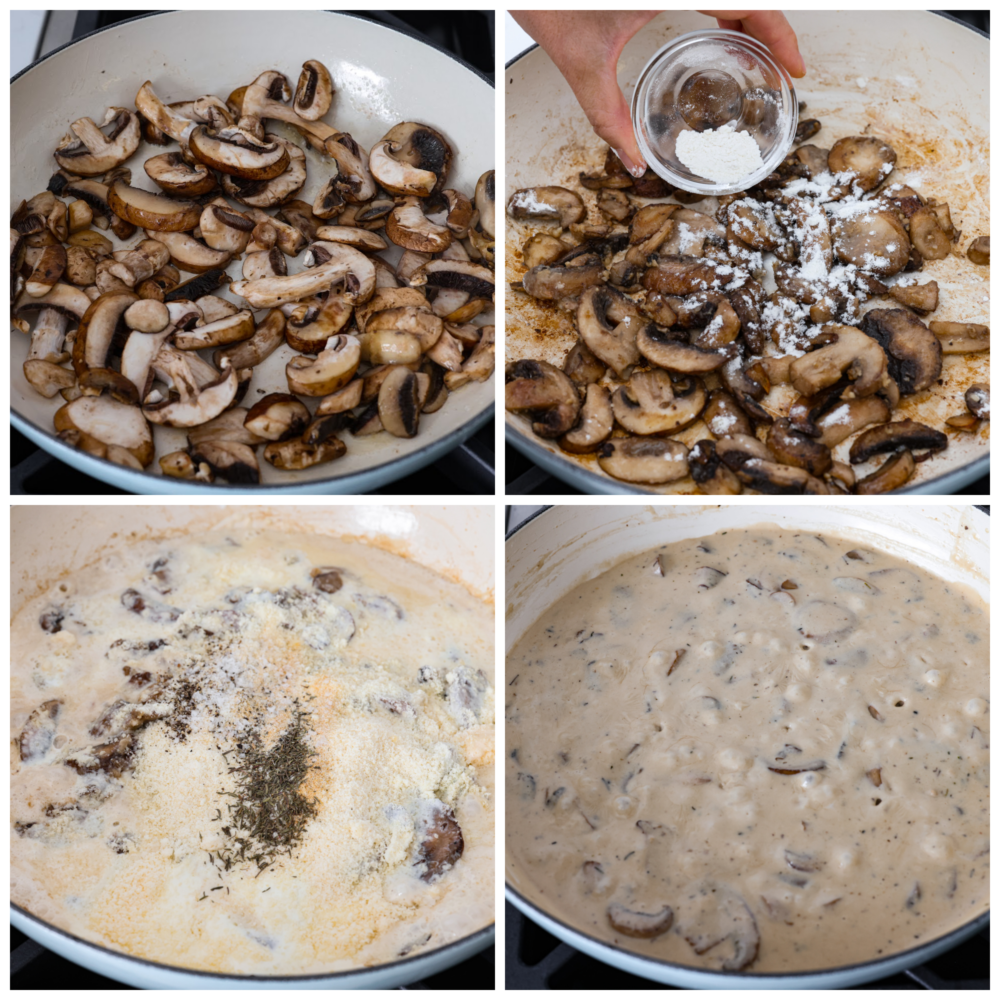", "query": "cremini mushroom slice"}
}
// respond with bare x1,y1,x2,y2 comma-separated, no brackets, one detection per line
199,200,254,253
61,245,97,286
241,245,286,281
928,321,990,354
965,384,990,421
766,418,833,476
689,439,743,494
14,283,93,361
263,436,345,471
598,437,690,484
285,334,361,396
369,122,454,197
362,330,422,366
859,309,942,394
25,245,67,297
316,378,364,416
559,383,613,454
173,309,254,350
187,407,266,448
53,394,154,466
123,298,170,333
292,60,334,120
143,151,216,197
612,369,706,436
142,229,232,274
107,180,201,232
827,135,896,192
475,170,495,239
378,365,423,438
313,225,387,253
364,305,442,352
23,359,76,398
522,256,603,300
636,324,730,374
414,259,494,303
282,292,354,353
277,199,322,242
67,229,114,255
213,307,285,373
221,136,306,207
607,902,674,939
848,419,947,465
78,367,140,404
63,178,135,240
856,449,915,494
789,326,890,398
425,327,464,371
243,393,310,441
143,358,239,428
505,359,581,438
908,206,951,261
134,82,202,146
830,201,910,275
445,324,495,389
522,233,571,270
385,197,452,254
231,243,375,307
576,286,642,379
887,279,938,315
67,199,94,234
716,433,774,470
159,450,214,482
54,107,141,177
190,440,261,483
734,458,832,495
702,389,754,438
966,236,989,265
72,290,139,373
814,396,891,447
508,186,584,228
